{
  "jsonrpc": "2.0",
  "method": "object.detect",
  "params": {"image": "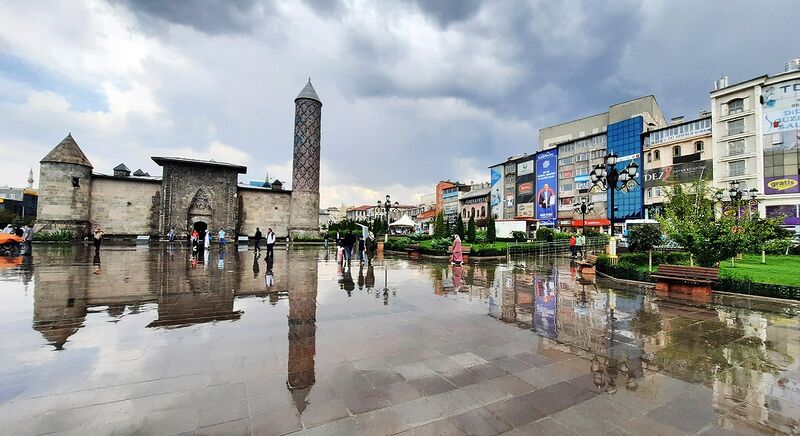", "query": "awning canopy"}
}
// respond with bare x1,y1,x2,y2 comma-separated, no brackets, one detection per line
389,214,417,227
